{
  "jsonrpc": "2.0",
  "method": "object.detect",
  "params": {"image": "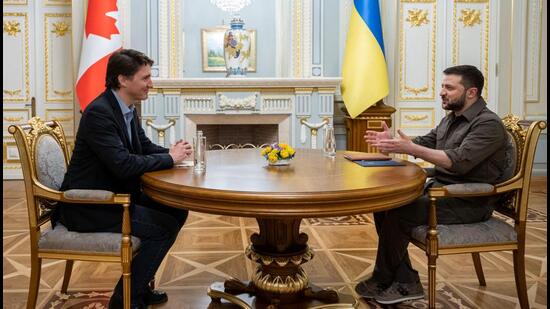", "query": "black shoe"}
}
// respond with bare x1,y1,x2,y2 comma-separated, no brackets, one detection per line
108,293,146,309
143,288,168,305
355,277,387,299
374,281,425,305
